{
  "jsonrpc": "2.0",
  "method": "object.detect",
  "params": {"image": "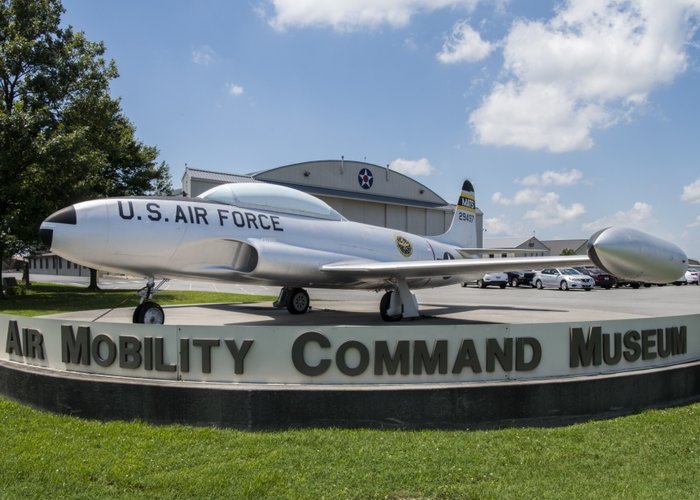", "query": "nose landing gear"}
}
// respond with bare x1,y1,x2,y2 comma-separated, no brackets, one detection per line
132,278,168,324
